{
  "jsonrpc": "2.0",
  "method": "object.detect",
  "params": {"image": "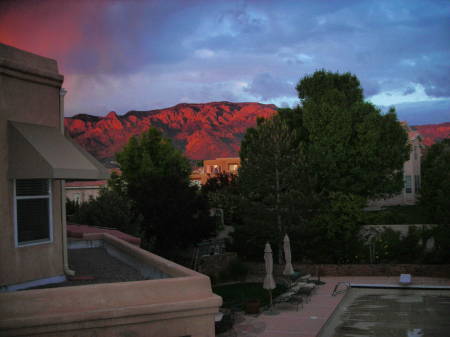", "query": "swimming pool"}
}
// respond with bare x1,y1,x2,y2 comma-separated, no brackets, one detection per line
319,287,450,337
